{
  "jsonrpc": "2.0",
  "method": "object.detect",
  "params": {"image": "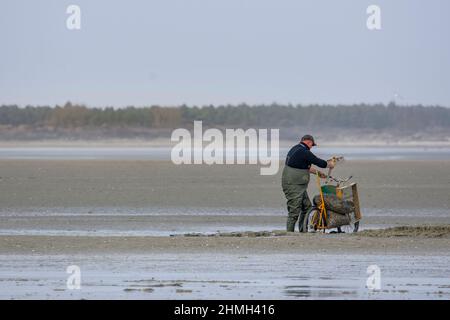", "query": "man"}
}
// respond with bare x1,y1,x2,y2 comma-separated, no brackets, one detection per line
281,135,335,232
